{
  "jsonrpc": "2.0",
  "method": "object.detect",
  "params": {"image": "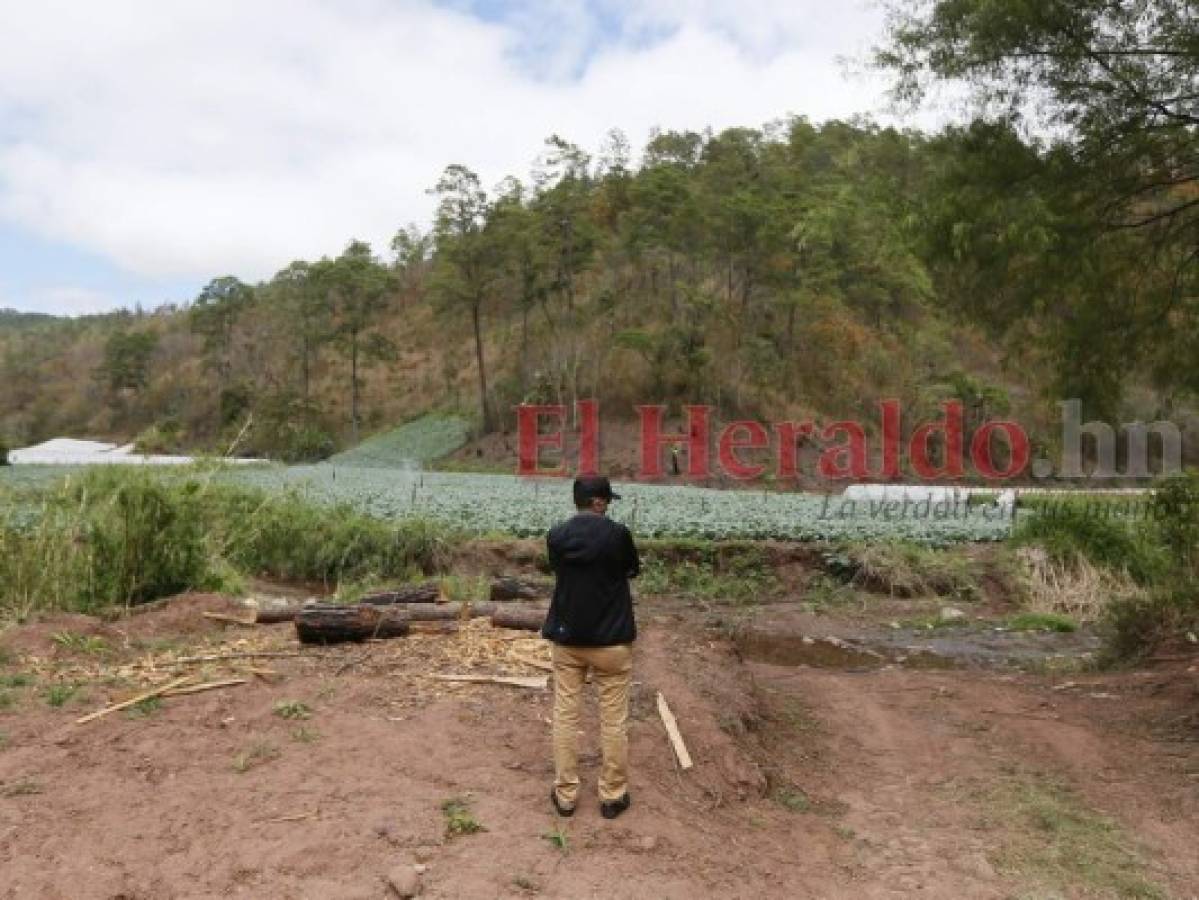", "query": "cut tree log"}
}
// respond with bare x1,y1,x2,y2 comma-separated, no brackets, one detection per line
403,601,497,622
254,604,307,624
490,606,548,632
656,692,694,770
295,604,411,644
489,577,553,603
359,582,443,605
